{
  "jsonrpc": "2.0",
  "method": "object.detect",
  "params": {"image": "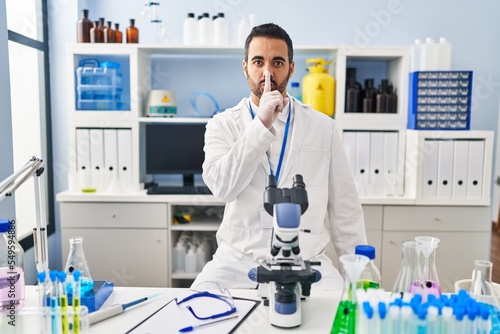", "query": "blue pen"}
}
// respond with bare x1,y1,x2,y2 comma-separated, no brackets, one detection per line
178,315,239,332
